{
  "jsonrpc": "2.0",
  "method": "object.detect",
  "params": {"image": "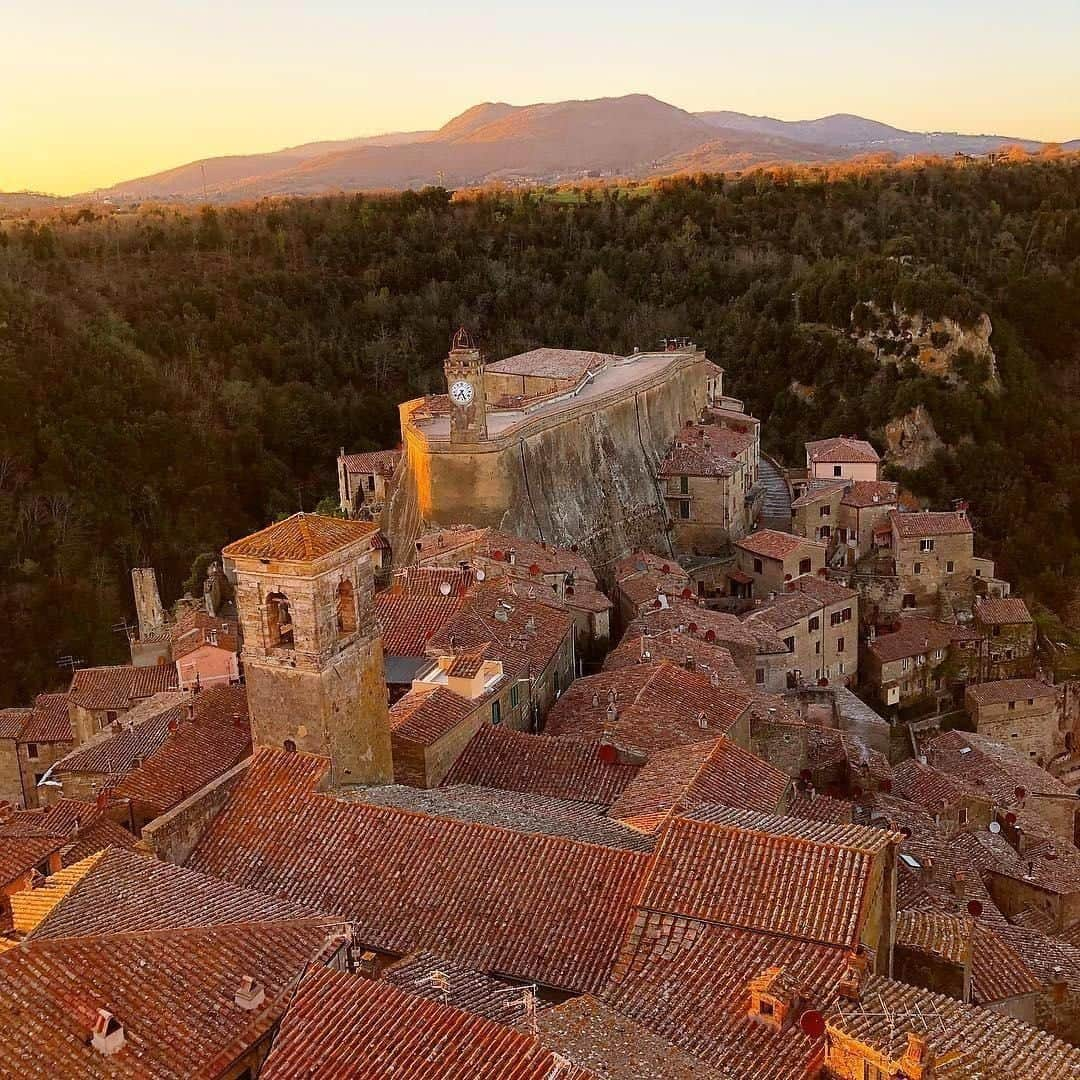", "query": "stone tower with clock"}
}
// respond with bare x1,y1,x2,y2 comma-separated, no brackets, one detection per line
445,327,488,444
